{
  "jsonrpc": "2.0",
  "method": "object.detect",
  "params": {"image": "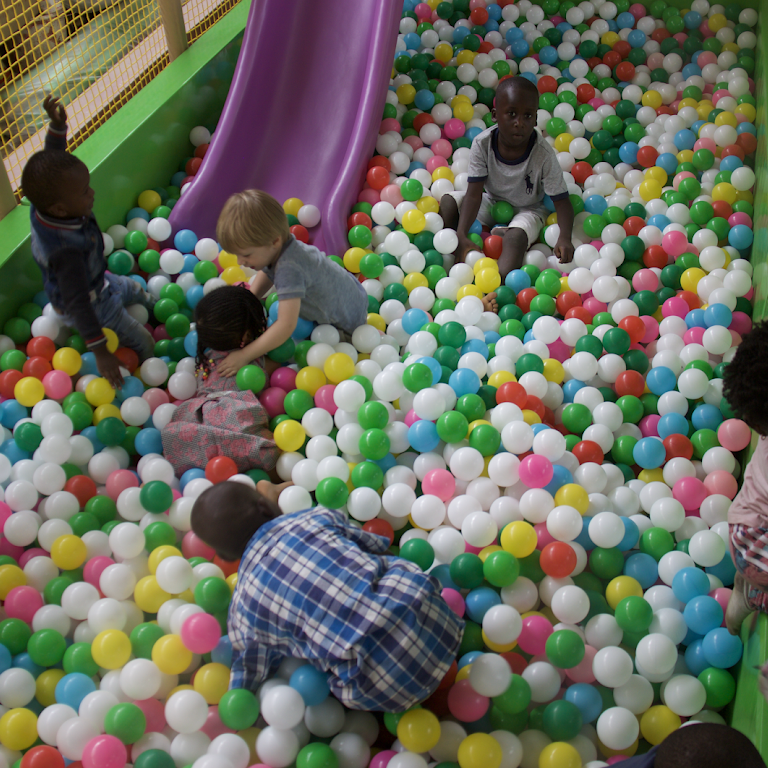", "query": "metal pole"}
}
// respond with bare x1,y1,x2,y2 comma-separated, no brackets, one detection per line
158,0,188,61
0,165,17,220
